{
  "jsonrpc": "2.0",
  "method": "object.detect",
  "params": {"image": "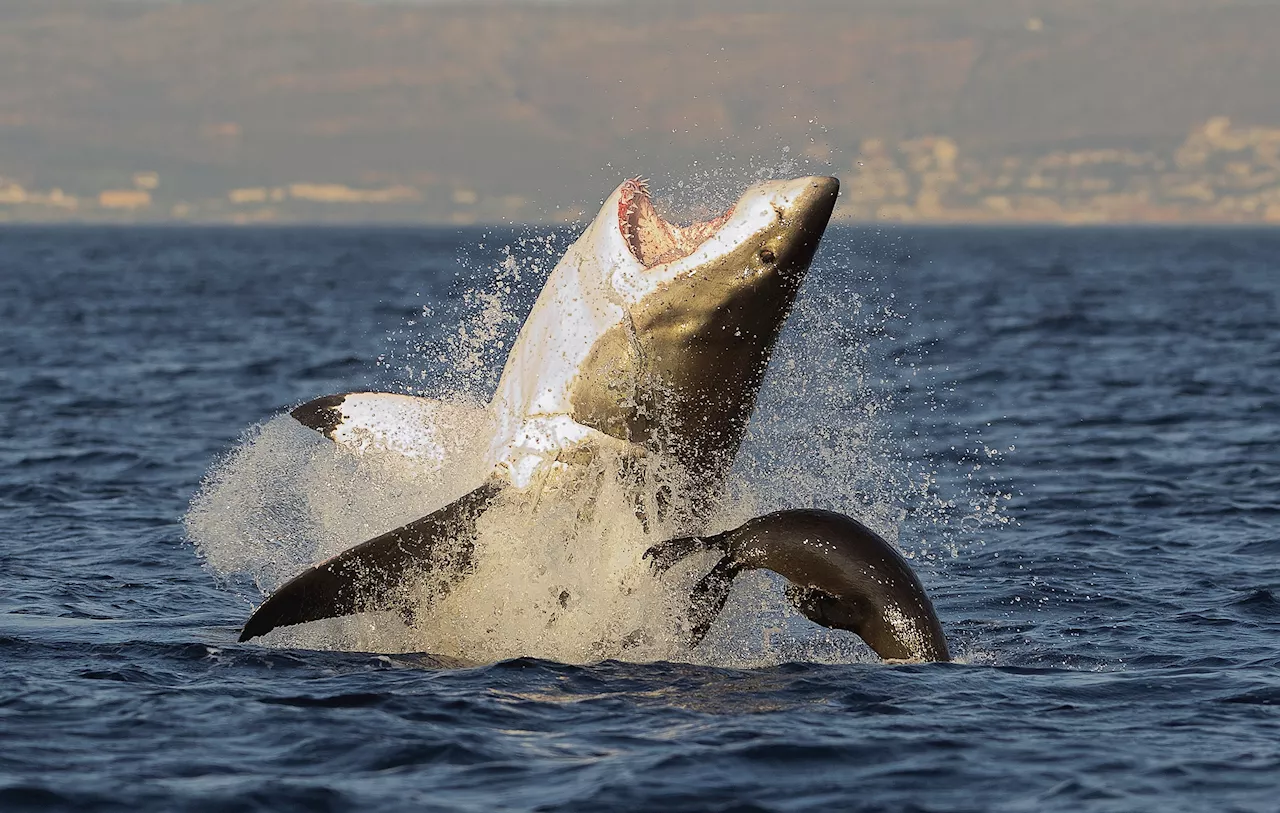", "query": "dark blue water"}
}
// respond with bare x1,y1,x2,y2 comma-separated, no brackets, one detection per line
2,226,1277,812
